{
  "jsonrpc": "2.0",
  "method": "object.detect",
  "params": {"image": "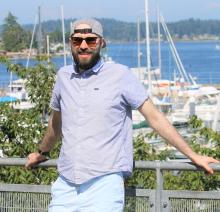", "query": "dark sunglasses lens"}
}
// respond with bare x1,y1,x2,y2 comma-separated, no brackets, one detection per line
72,37,83,46
71,37,98,47
85,37,97,45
